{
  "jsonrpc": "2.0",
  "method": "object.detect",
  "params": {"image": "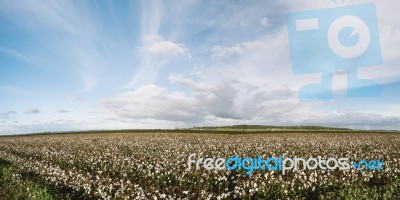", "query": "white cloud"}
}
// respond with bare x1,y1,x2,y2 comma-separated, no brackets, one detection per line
140,35,188,57
304,110,400,130
169,74,215,91
106,75,303,122
103,74,400,130
211,45,243,59
103,84,201,121
210,40,264,59
0,119,77,135
259,17,270,27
